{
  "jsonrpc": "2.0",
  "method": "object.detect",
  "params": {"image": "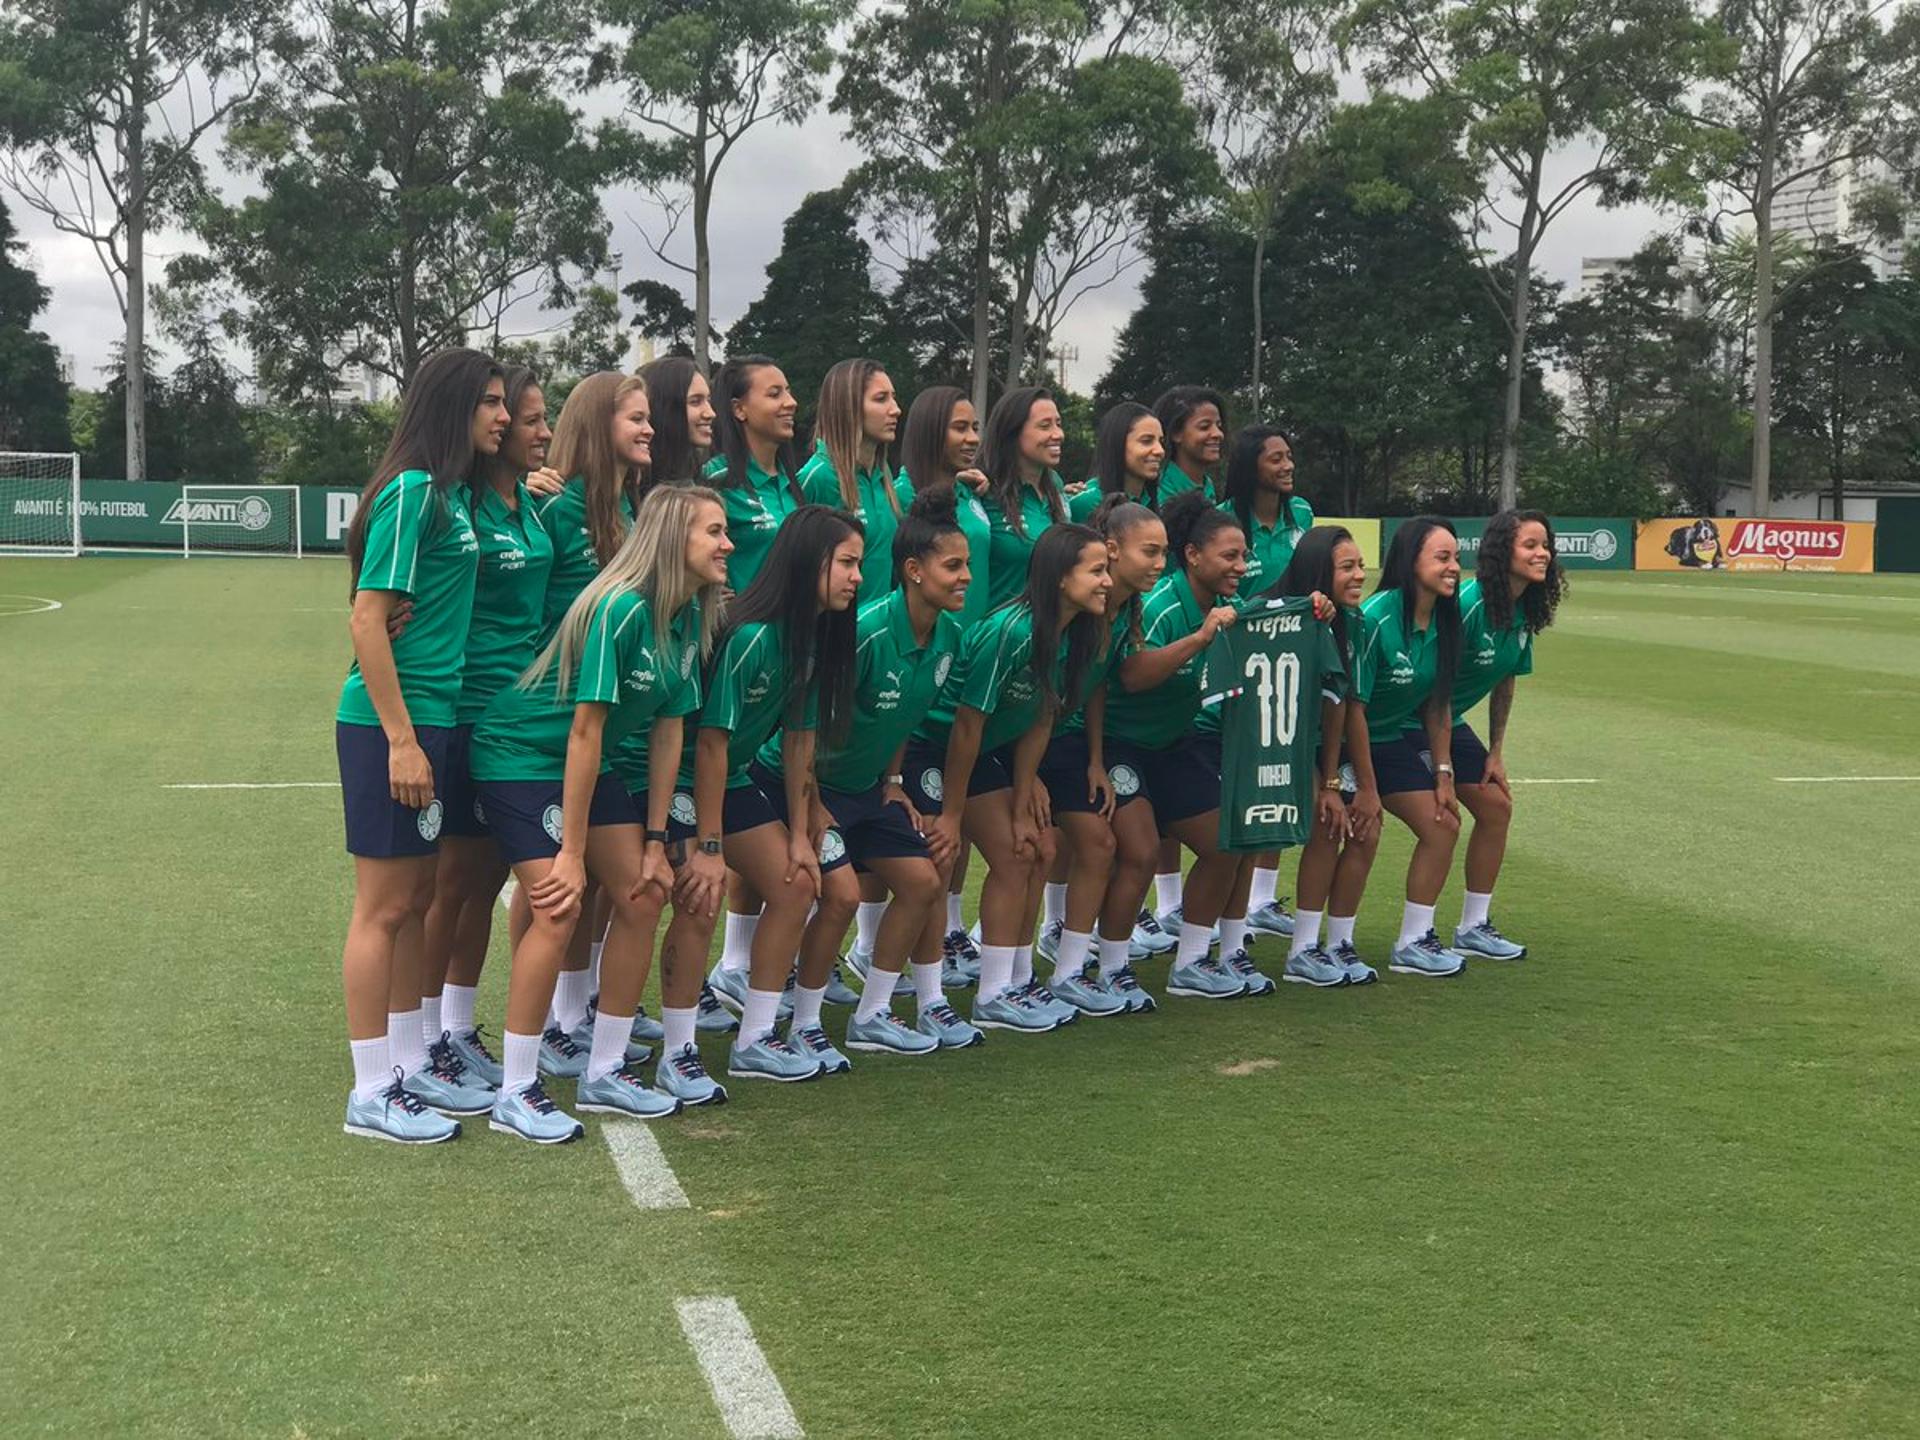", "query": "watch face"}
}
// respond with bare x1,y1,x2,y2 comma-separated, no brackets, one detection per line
699,839,723,855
